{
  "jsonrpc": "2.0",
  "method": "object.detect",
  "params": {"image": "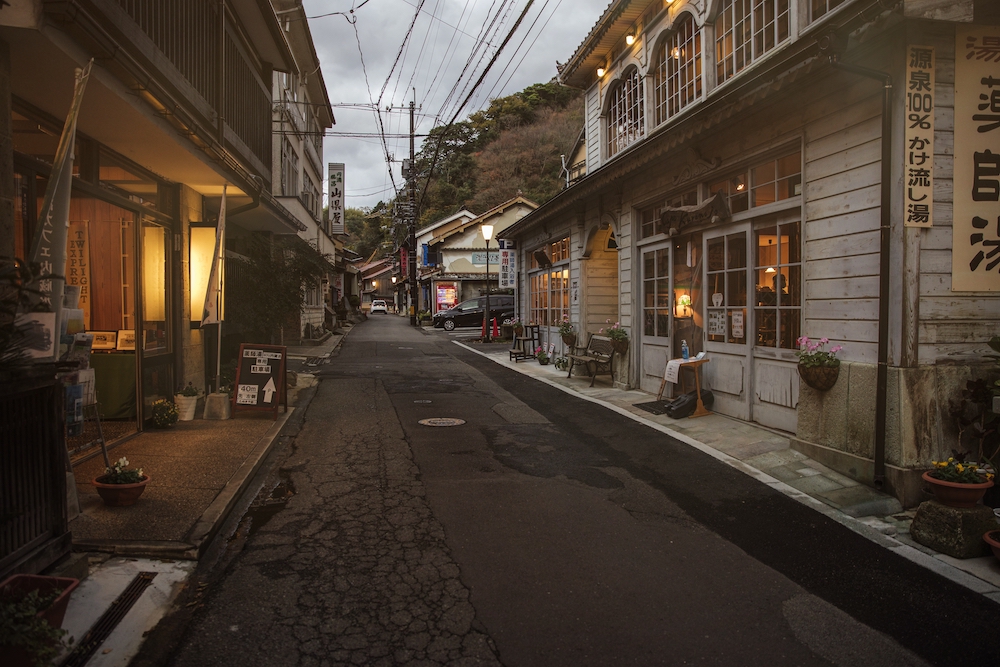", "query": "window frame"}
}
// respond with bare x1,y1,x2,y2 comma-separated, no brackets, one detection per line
715,0,790,86
653,13,703,127
528,236,571,327
606,67,645,158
